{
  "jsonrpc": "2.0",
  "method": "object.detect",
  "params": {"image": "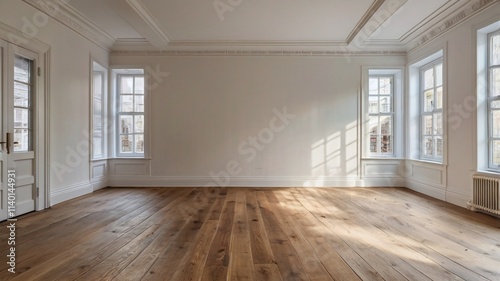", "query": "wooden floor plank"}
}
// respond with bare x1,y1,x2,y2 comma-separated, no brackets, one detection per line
0,187,499,281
